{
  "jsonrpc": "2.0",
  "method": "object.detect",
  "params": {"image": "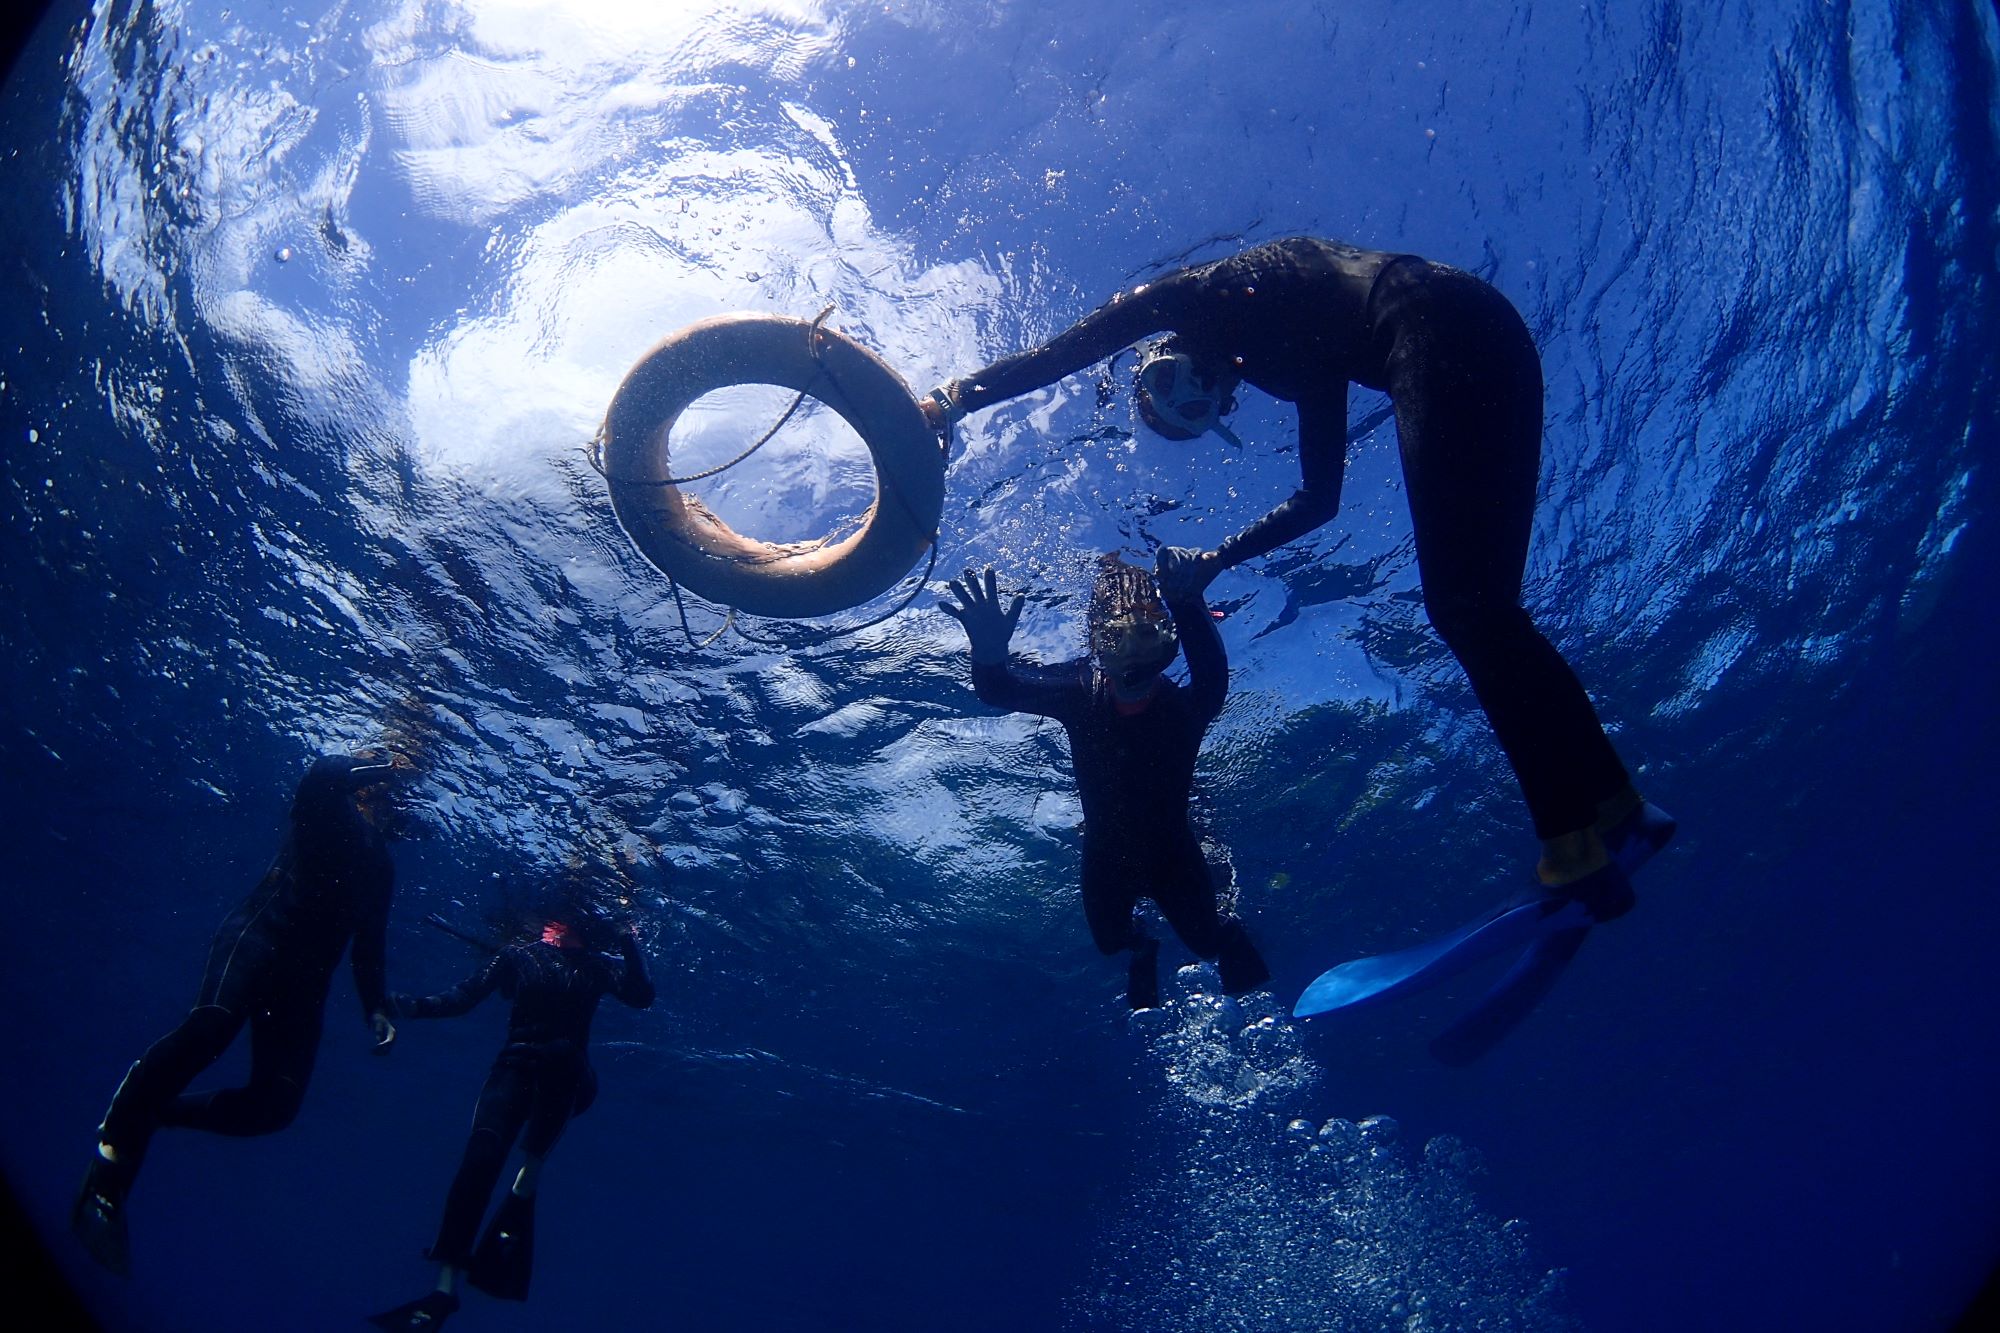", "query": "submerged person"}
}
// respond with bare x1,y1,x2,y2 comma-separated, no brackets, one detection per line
941,556,1269,1008
921,237,1674,915
73,751,406,1275
368,893,655,1332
